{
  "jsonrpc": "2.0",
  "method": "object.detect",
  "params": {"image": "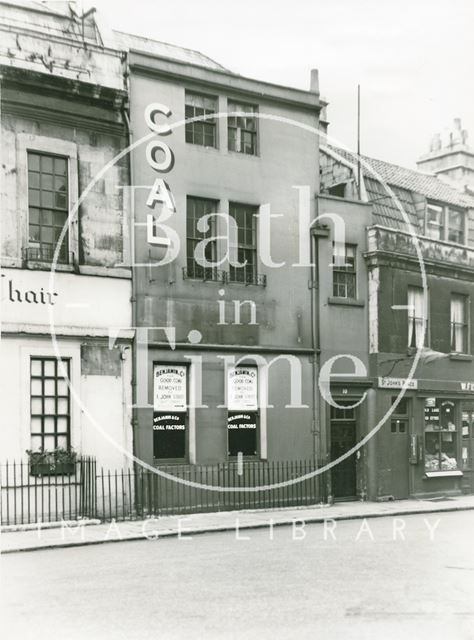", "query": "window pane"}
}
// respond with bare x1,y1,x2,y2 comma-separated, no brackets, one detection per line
44,379,55,395
44,398,56,414
31,398,42,414
57,380,68,395
57,435,68,449
31,379,42,395
30,435,43,451
31,360,42,377
31,417,42,434
58,398,69,414
57,418,68,433
41,156,53,173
